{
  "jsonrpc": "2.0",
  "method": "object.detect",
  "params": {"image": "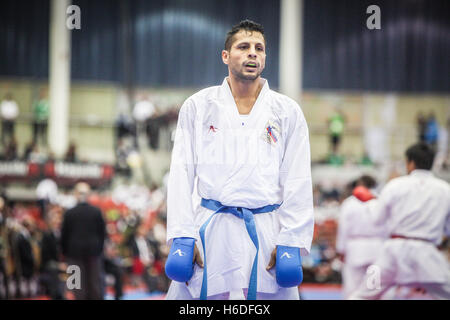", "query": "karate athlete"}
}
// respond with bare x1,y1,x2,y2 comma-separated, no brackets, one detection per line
350,143,450,299
164,20,314,300
336,176,388,299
